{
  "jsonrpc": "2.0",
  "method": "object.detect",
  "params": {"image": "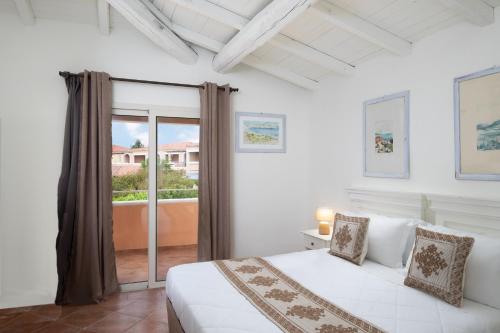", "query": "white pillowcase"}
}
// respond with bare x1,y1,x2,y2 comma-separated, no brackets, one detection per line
419,224,500,310
402,219,427,266
364,214,413,268
337,210,420,268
